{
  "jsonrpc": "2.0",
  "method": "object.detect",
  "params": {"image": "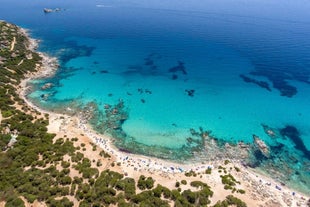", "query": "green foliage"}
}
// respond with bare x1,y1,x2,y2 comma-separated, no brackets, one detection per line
237,189,246,194
115,177,136,199
221,174,241,191
213,195,247,207
137,175,155,190
184,170,197,177
205,168,212,174
234,166,241,172
74,158,99,179
0,134,11,149
99,150,111,158
5,196,25,207
152,184,171,199
47,197,73,207
132,190,169,207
